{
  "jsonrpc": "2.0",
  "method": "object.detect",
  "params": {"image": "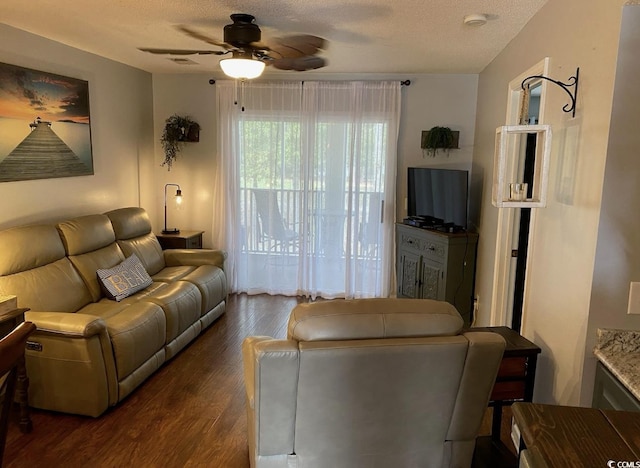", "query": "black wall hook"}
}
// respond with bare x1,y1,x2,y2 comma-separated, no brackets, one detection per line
521,67,579,117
